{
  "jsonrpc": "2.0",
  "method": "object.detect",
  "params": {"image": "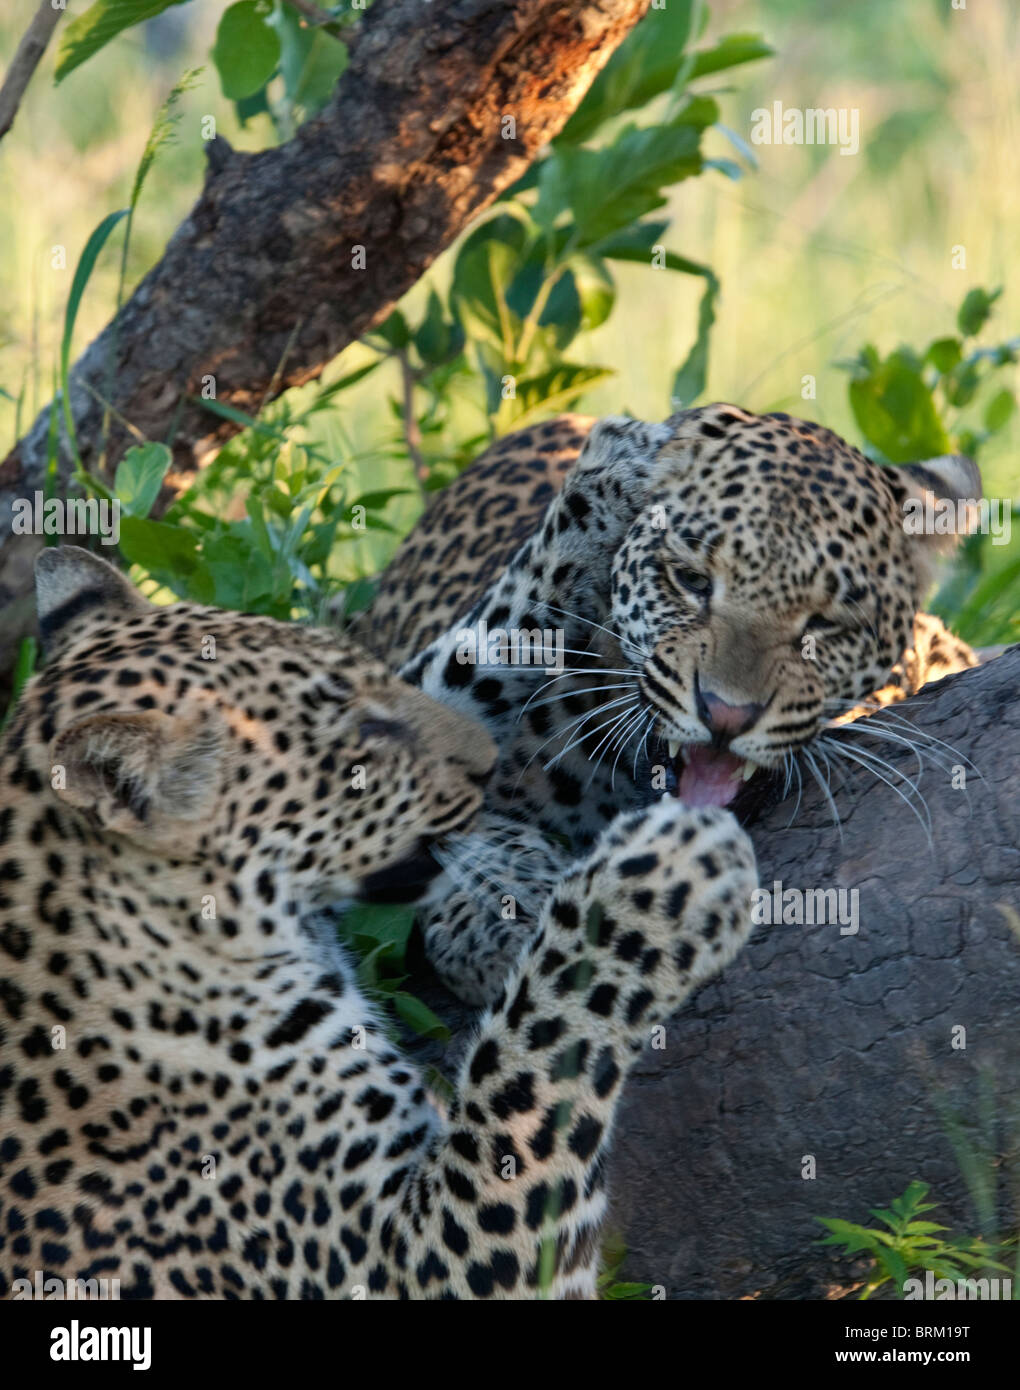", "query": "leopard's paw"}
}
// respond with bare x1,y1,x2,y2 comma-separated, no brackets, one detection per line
545,798,757,1028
